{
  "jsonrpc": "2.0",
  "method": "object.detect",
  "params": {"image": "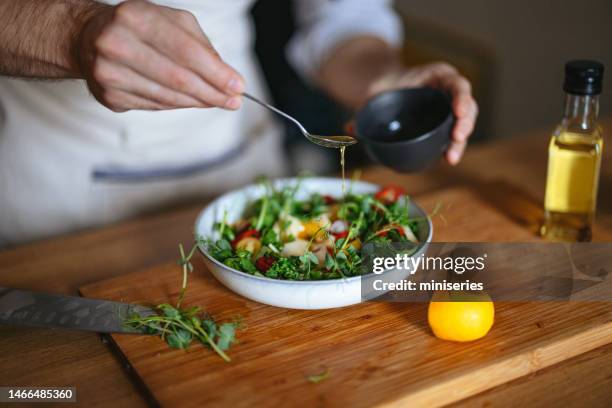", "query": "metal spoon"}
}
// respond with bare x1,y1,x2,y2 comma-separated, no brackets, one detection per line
242,93,357,149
